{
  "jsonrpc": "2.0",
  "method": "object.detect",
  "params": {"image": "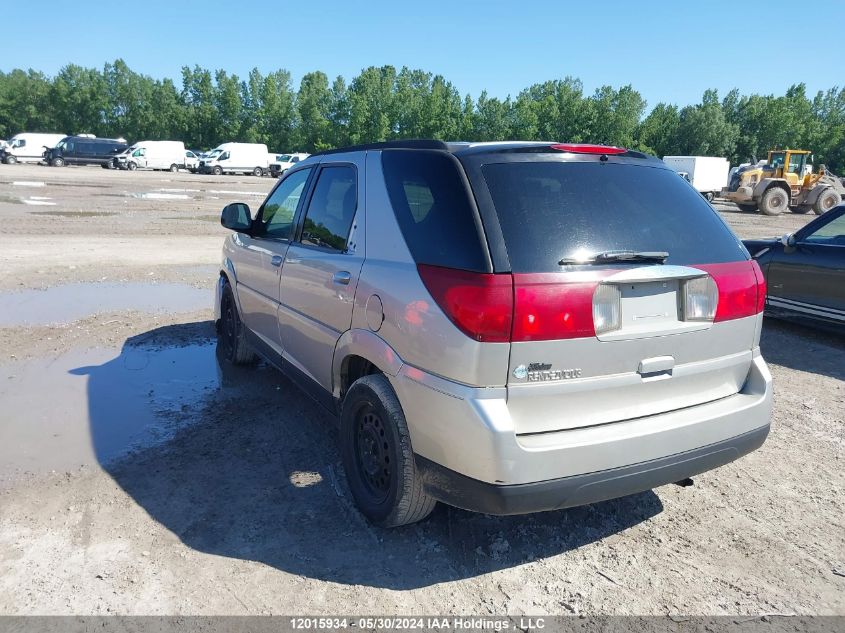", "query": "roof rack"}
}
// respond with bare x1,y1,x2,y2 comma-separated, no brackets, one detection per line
312,139,454,156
